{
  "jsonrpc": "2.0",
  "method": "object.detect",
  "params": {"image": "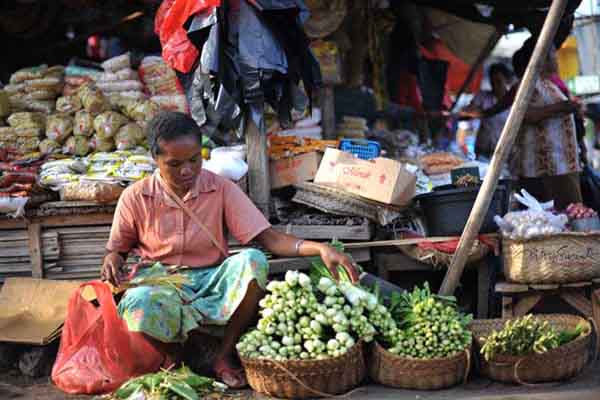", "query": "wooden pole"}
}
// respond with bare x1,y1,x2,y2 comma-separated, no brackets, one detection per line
438,0,569,296
245,118,271,217
320,86,337,140
450,29,502,112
